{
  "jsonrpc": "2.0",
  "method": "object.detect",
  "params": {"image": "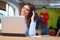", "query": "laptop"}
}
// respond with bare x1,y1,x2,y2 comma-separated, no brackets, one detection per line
1,16,26,37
